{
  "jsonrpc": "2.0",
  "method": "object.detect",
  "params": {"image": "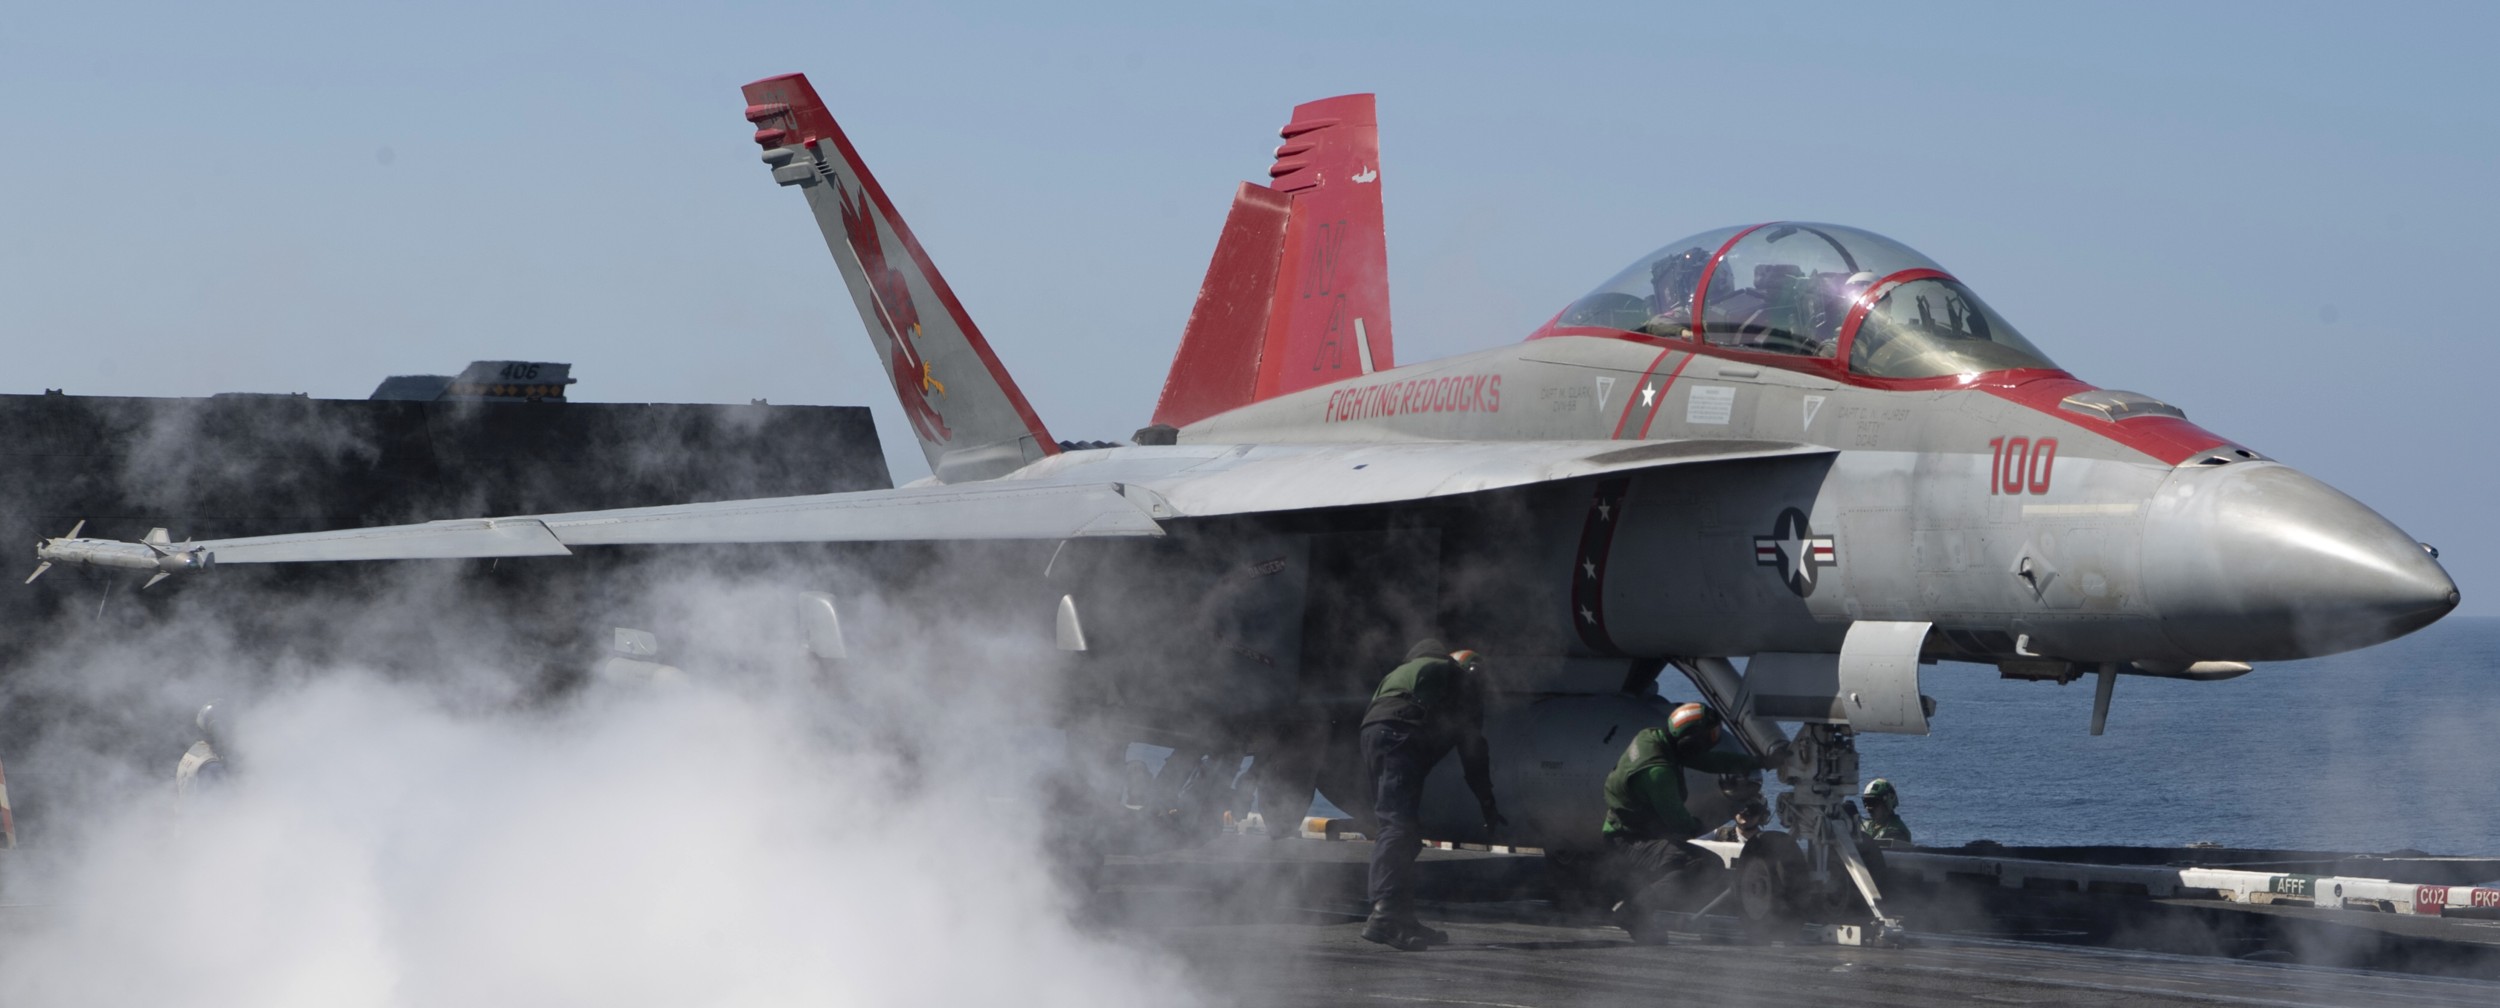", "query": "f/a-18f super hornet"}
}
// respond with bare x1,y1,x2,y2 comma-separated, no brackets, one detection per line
37,73,2457,940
